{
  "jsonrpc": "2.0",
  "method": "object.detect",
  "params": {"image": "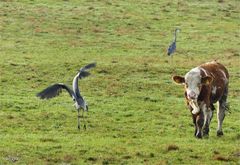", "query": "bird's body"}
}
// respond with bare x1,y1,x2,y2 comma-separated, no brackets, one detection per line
167,28,180,56
167,41,176,56
37,62,96,130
